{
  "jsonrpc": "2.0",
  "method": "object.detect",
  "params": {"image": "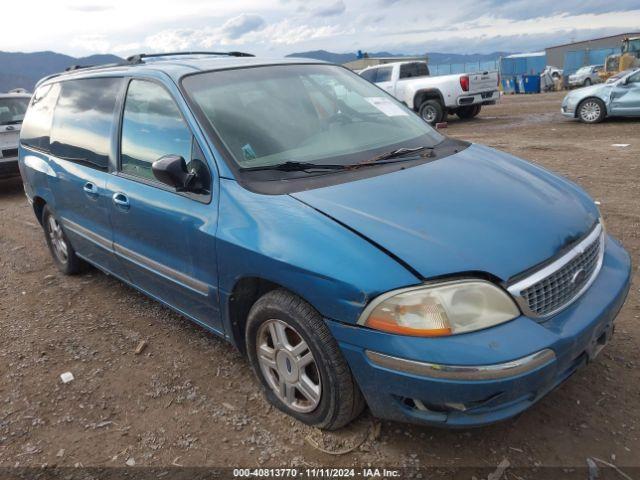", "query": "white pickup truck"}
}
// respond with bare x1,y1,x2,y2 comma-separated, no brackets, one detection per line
359,61,500,124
